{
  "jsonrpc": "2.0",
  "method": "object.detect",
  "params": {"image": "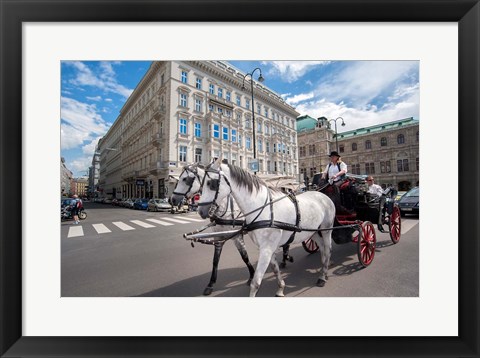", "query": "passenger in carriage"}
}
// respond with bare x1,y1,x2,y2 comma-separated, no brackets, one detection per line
366,176,383,197
367,176,386,232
